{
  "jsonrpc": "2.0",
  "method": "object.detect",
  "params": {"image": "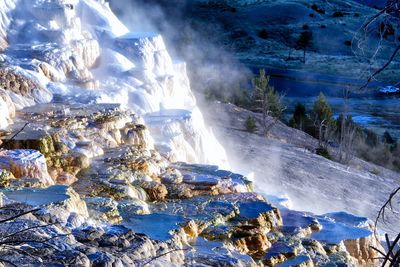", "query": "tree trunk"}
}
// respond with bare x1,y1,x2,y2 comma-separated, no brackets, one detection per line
286,48,292,61
262,92,267,134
